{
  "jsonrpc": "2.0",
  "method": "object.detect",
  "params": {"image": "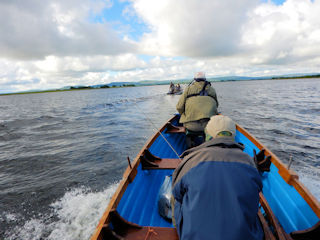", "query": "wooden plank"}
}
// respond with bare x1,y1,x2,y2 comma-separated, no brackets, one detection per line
165,123,186,133
259,192,292,240
126,227,178,240
258,210,276,240
143,158,181,169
